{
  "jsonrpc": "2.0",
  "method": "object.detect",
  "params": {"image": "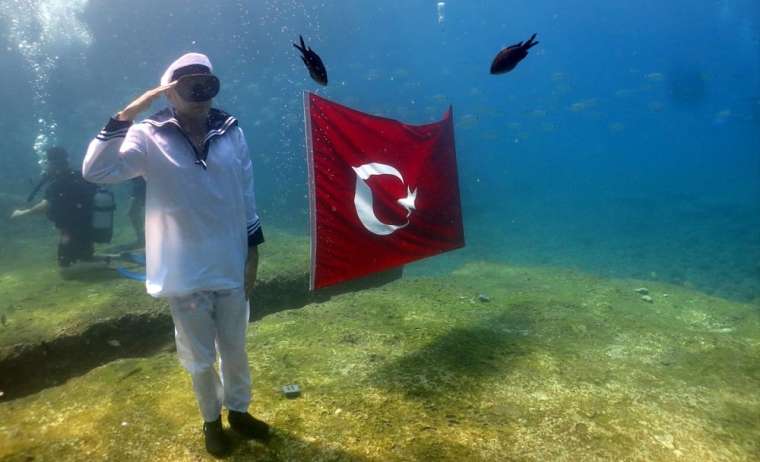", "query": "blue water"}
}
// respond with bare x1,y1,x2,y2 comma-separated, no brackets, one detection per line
0,0,758,300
